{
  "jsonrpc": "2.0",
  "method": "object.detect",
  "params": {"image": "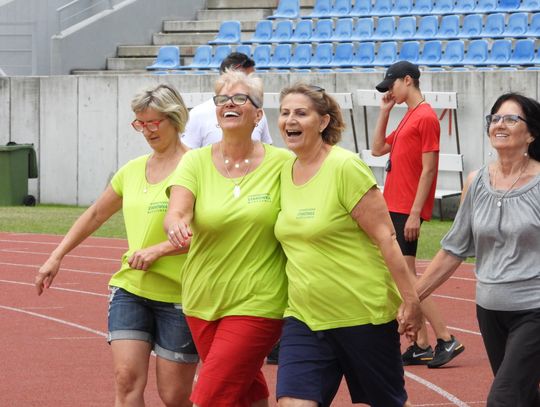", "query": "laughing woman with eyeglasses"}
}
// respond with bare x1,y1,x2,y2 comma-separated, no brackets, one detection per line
165,70,290,407
35,84,198,407
417,92,540,407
